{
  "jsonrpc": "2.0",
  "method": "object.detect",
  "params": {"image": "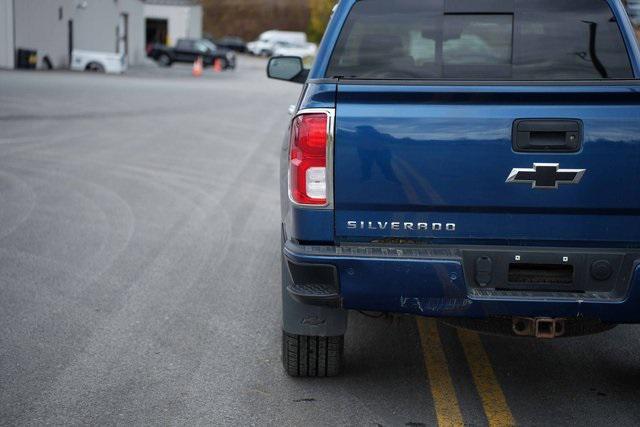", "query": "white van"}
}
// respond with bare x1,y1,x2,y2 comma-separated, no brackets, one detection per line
247,31,308,56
